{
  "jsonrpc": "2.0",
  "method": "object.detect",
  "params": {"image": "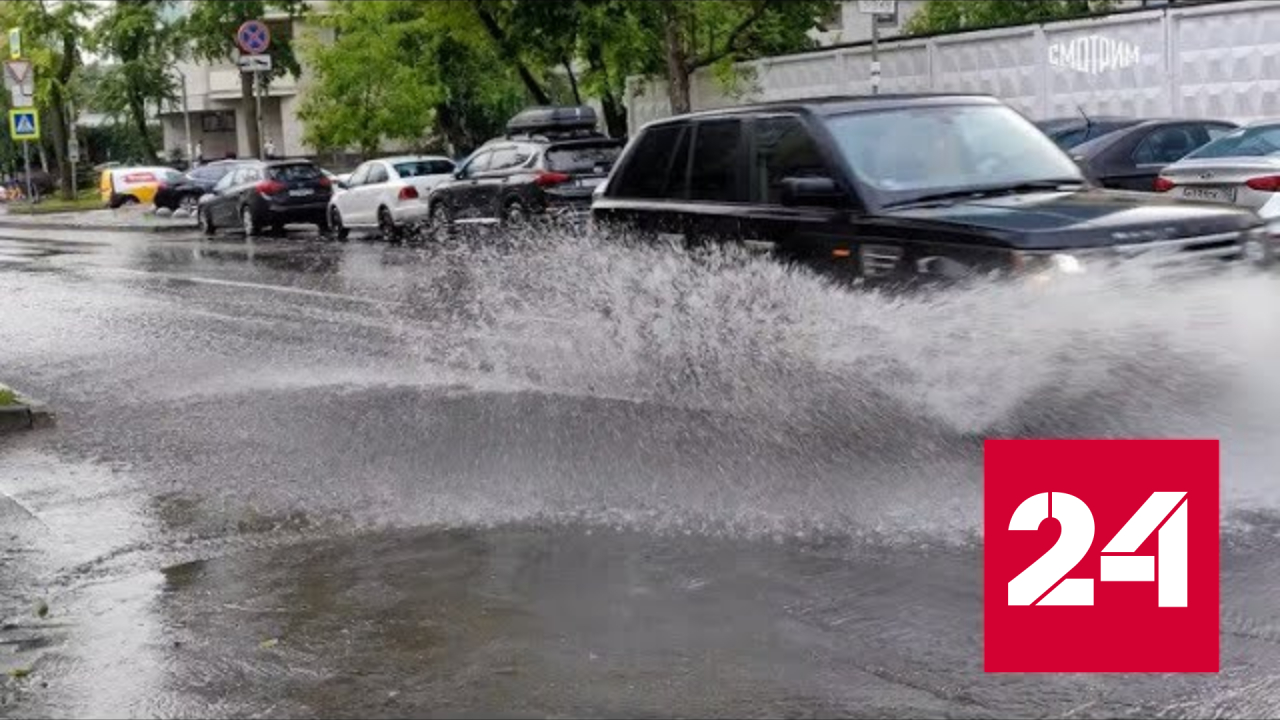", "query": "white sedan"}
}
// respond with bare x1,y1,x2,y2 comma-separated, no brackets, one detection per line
327,155,456,240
